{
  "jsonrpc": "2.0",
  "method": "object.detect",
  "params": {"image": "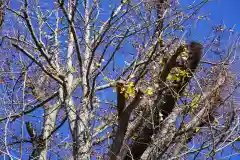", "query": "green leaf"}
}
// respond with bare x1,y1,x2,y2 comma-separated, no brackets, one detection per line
191,94,201,109
103,76,109,81
196,127,200,133
146,87,153,95
95,62,101,68
69,66,76,73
